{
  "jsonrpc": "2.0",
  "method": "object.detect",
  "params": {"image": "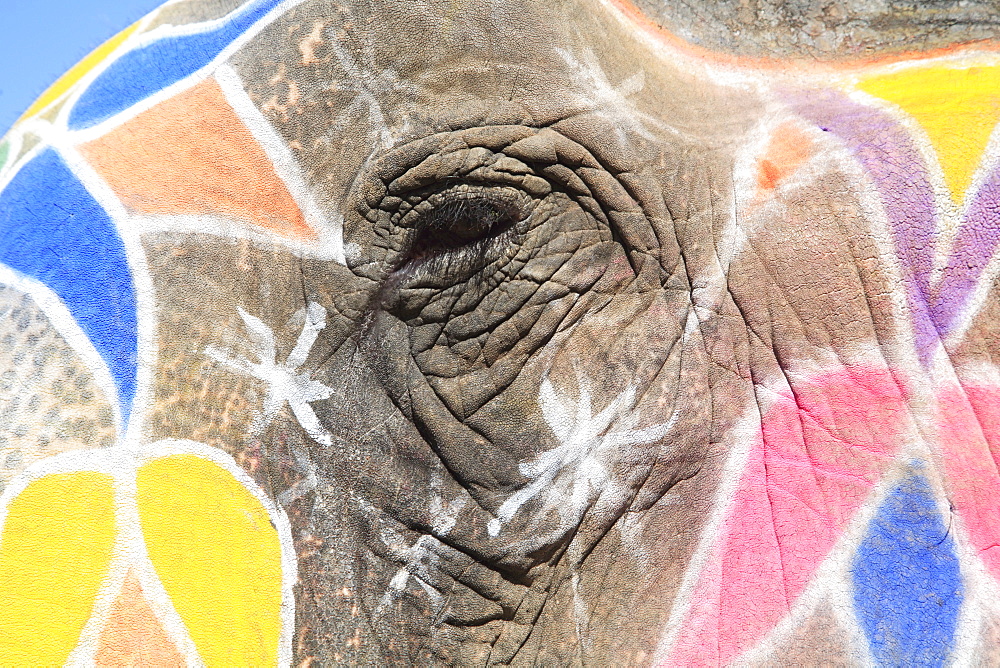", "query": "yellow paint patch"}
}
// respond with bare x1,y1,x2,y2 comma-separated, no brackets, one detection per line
136,455,282,666
859,64,1000,206
0,472,116,665
19,21,140,122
